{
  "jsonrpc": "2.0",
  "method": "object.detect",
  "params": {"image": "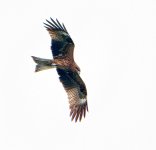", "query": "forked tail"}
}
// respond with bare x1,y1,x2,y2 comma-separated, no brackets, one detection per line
31,56,56,72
